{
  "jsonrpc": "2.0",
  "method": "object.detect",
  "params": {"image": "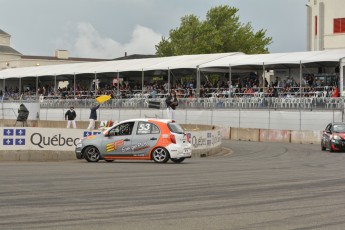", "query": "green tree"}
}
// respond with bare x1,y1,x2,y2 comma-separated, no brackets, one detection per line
155,5,272,56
